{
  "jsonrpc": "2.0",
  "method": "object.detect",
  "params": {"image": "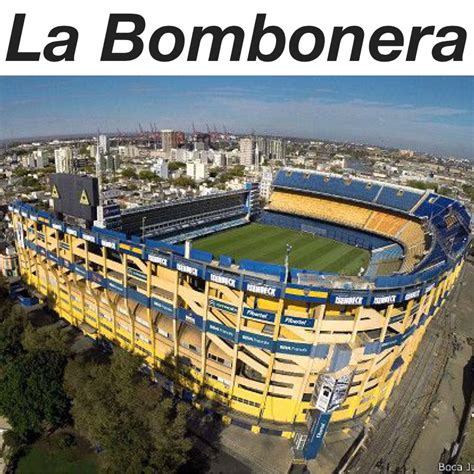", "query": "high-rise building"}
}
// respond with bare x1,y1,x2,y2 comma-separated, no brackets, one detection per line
213,152,227,168
186,161,209,182
33,150,46,168
269,139,287,163
98,134,109,155
239,138,255,167
194,141,206,152
118,144,139,158
22,154,35,168
256,137,268,160
90,144,97,159
161,130,180,154
192,132,211,150
259,166,274,200
54,147,74,173
104,155,121,173
22,150,46,169
171,148,188,162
